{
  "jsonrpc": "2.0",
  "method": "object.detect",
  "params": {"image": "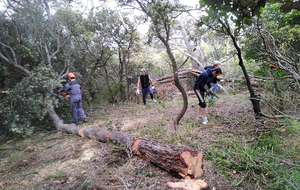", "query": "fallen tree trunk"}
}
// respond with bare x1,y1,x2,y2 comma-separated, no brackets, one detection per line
48,99,208,189
60,124,205,178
